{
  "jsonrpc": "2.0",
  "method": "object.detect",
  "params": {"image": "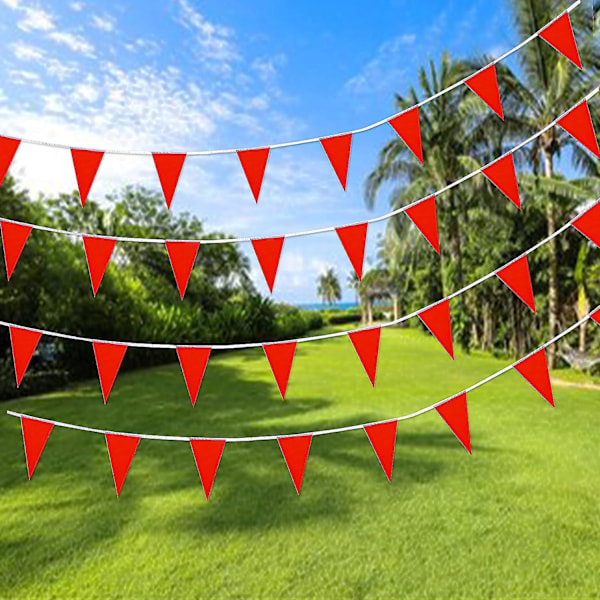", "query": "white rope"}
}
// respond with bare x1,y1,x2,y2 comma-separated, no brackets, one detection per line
1,86,597,246
0,1,581,157
0,198,596,350
6,307,596,442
